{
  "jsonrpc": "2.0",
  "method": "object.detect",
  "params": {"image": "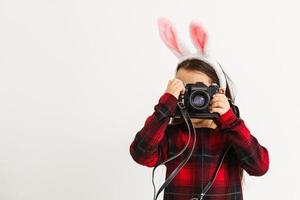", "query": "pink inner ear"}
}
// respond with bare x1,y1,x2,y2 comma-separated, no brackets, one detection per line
158,18,181,54
190,23,207,54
